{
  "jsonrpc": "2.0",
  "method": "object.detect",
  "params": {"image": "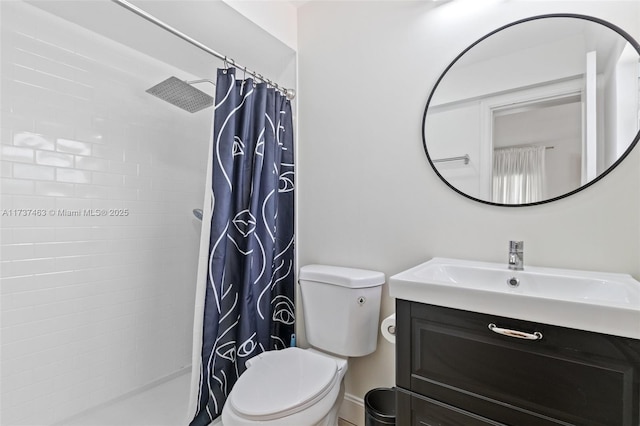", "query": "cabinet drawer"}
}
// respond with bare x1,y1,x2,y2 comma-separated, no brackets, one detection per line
397,388,504,426
396,300,640,426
